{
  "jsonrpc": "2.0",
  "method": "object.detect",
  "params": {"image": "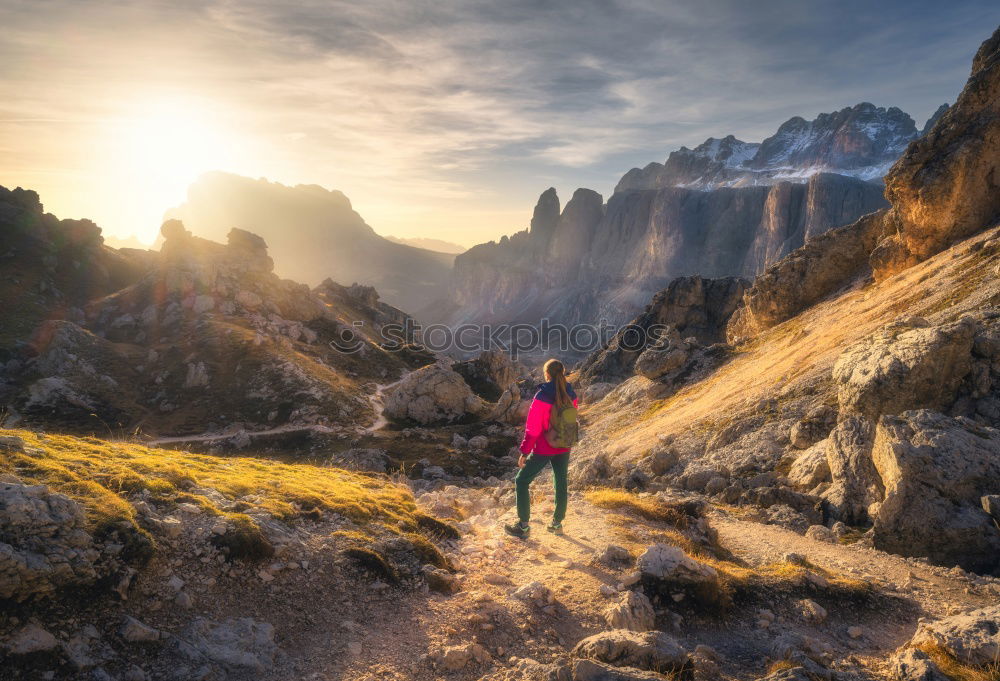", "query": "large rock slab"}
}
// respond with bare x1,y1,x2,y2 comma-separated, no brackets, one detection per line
832,316,976,421
572,629,691,675
384,364,487,425
176,617,277,672
908,606,1000,667
871,411,1000,573
821,417,882,523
